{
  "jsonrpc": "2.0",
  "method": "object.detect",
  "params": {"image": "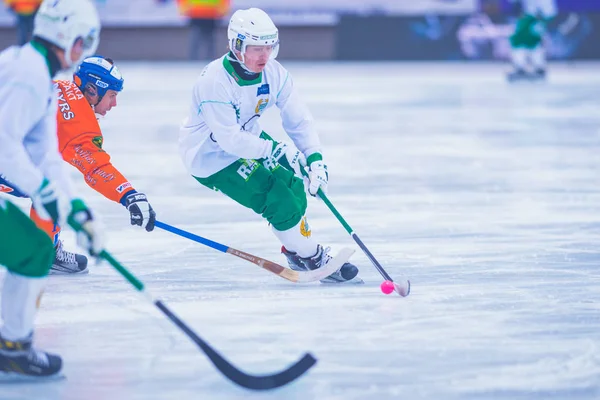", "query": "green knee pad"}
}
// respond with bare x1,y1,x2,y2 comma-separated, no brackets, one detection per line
0,200,54,278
